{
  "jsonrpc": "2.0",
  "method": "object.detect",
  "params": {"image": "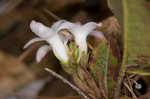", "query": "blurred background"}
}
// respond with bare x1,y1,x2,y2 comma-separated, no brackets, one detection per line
0,0,115,99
